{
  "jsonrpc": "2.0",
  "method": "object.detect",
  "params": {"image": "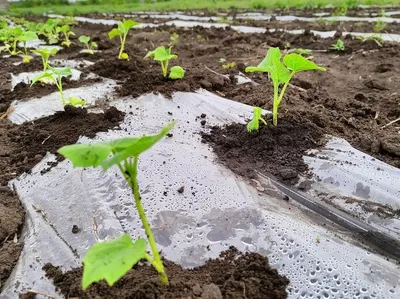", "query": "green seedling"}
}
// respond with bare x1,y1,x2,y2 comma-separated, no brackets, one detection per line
39,19,61,44
79,35,97,54
58,25,75,47
0,27,23,56
247,107,267,132
31,47,58,71
222,61,236,70
290,48,312,56
170,32,179,45
330,39,345,51
108,19,139,60
333,3,348,16
245,47,325,126
145,46,184,79
197,34,203,41
357,34,384,46
373,19,386,33
31,67,85,107
58,122,174,289
18,31,38,63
